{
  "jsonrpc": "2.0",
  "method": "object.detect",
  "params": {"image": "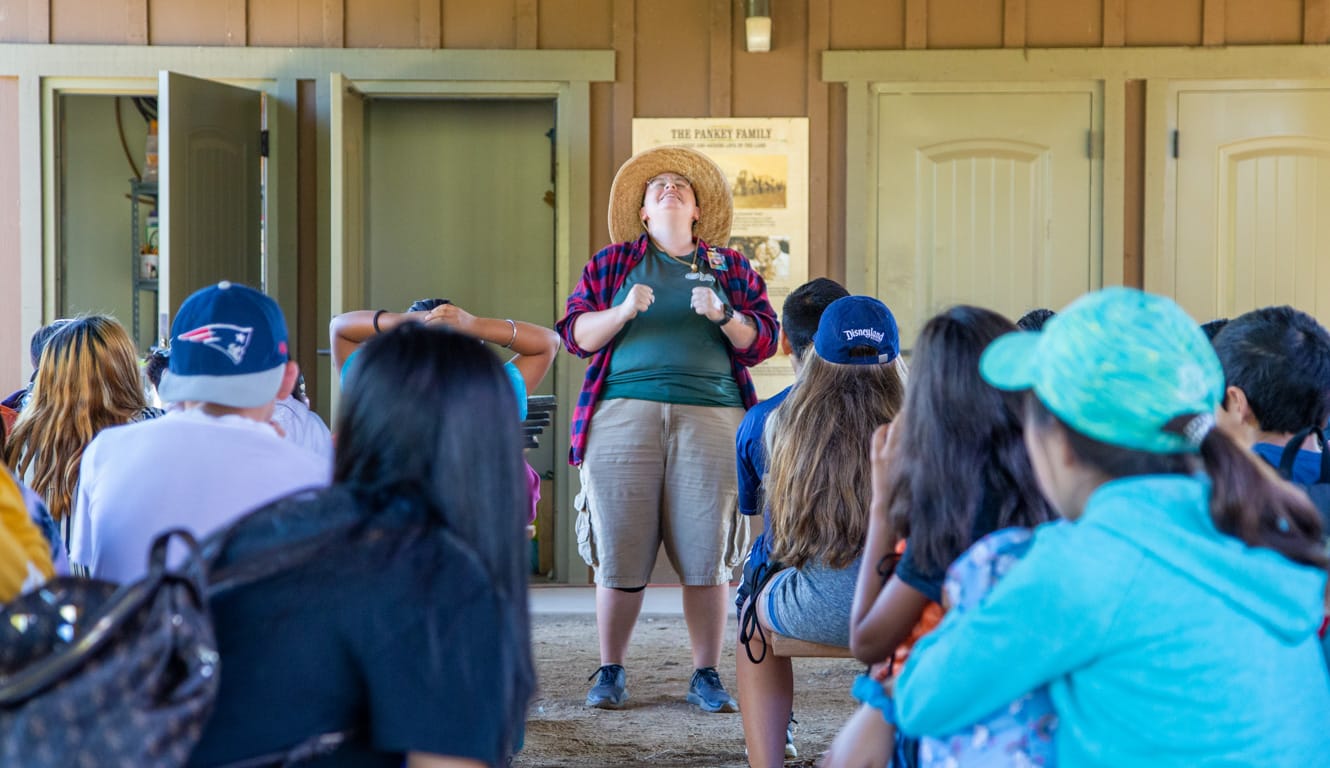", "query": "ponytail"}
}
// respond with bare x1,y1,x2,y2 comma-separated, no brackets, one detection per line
1031,398,1328,570
1197,428,1328,569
